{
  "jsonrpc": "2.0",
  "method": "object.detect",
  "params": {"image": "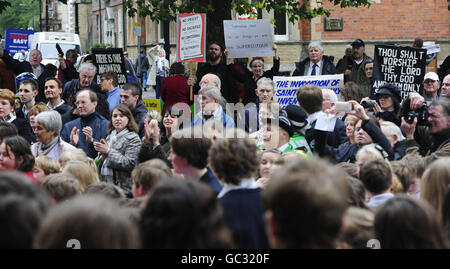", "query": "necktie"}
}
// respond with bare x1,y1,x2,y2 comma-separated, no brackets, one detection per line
311,64,318,76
